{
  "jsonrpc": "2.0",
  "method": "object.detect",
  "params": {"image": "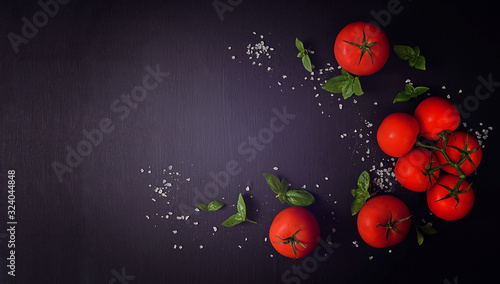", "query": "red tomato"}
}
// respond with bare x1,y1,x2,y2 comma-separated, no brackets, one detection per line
334,21,389,76
357,195,411,248
413,97,460,140
269,207,320,259
427,174,474,221
434,131,482,176
395,147,440,192
377,113,420,157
